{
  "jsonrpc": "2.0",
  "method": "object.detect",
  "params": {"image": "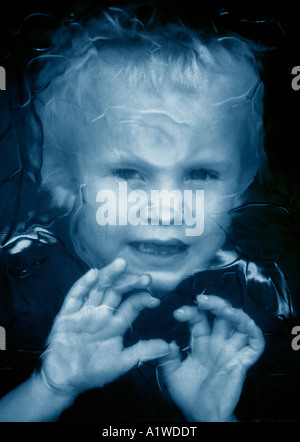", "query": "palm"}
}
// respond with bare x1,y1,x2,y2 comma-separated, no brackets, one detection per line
45,302,141,390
